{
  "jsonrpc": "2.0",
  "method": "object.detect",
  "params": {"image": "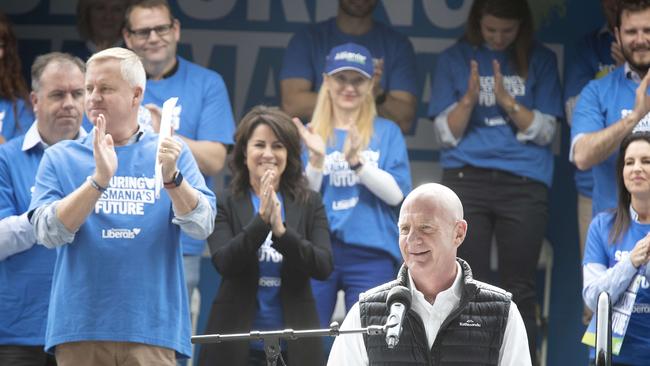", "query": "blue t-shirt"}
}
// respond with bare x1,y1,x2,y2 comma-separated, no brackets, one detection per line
143,56,235,256
249,192,285,351
0,135,54,346
571,66,647,216
428,41,563,187
28,131,216,358
0,98,34,142
305,117,411,262
564,28,617,197
280,18,417,97
583,212,650,364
